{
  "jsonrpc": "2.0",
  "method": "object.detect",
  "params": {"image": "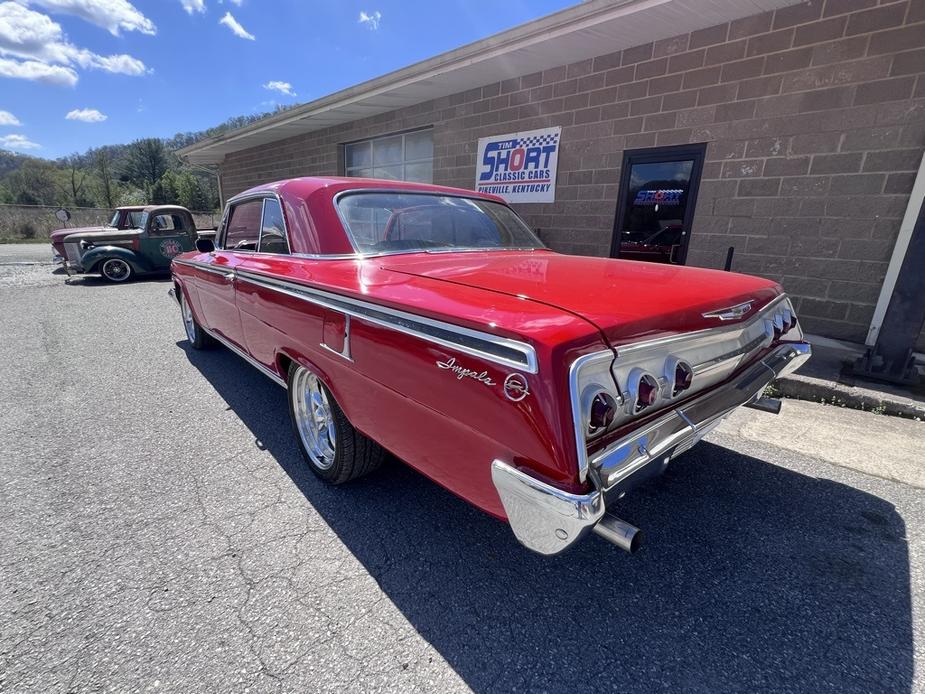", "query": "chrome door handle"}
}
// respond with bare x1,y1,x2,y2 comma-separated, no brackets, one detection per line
222,272,234,282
